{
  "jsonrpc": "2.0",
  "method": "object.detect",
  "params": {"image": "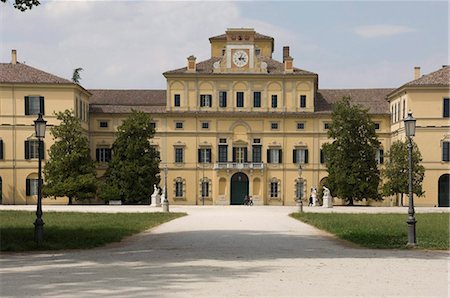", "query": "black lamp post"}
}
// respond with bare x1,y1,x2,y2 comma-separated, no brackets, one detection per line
297,163,303,213
34,113,47,246
404,112,417,247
